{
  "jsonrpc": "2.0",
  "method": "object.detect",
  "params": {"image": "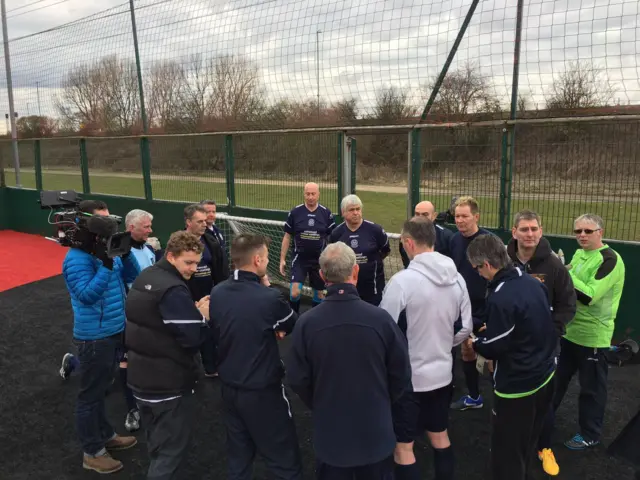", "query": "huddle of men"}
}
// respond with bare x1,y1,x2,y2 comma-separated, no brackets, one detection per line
61,188,626,480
